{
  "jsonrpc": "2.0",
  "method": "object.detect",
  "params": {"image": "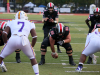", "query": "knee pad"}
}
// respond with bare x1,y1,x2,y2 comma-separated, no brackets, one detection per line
41,45,47,52
15,49,21,52
66,50,73,54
